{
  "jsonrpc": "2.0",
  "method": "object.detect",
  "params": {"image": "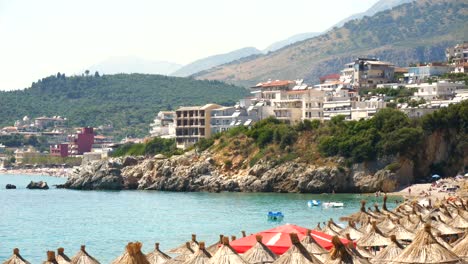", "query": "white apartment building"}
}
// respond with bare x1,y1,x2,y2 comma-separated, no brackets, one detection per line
210,107,256,134
149,111,176,138
409,81,464,100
